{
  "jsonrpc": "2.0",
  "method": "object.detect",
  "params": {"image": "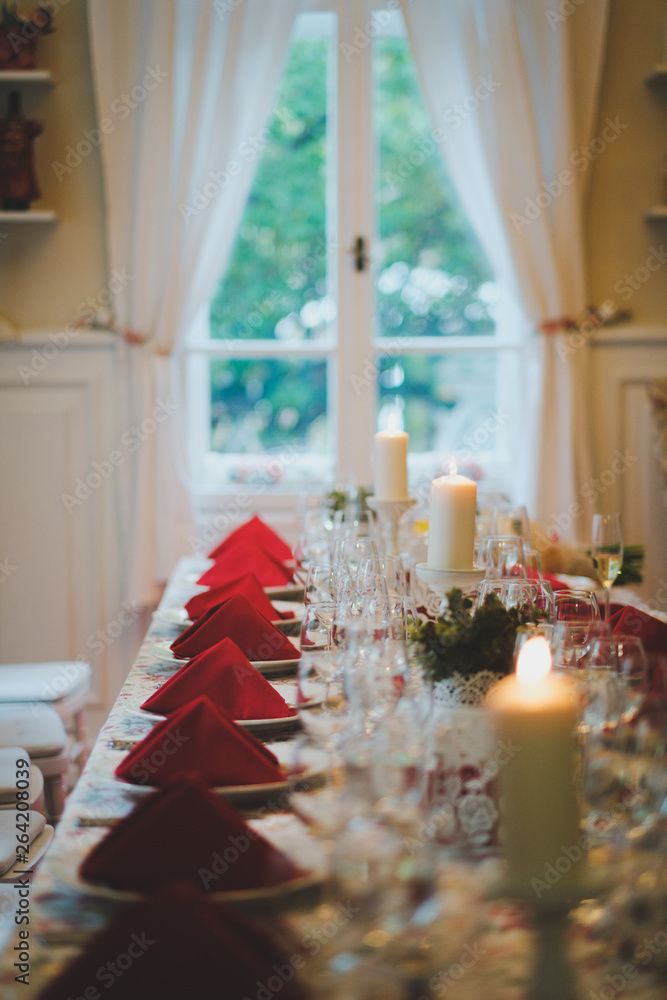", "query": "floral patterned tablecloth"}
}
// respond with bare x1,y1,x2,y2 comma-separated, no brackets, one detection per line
0,558,665,999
